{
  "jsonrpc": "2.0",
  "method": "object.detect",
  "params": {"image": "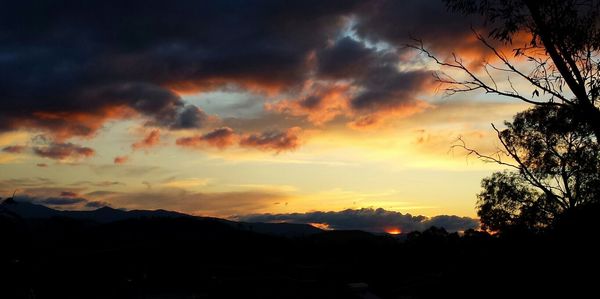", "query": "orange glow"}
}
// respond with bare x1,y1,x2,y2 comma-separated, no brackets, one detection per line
309,222,332,230
31,106,136,140
386,228,402,235
169,76,285,96
267,82,352,125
